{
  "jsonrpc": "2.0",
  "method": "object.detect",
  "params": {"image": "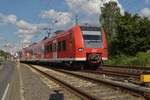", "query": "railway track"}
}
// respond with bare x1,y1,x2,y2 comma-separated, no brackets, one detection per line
78,69,141,86
77,65,150,82
28,64,97,100
101,65,150,75
80,69,139,79
27,64,82,100
95,65,150,84
28,64,149,100
52,68,150,99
